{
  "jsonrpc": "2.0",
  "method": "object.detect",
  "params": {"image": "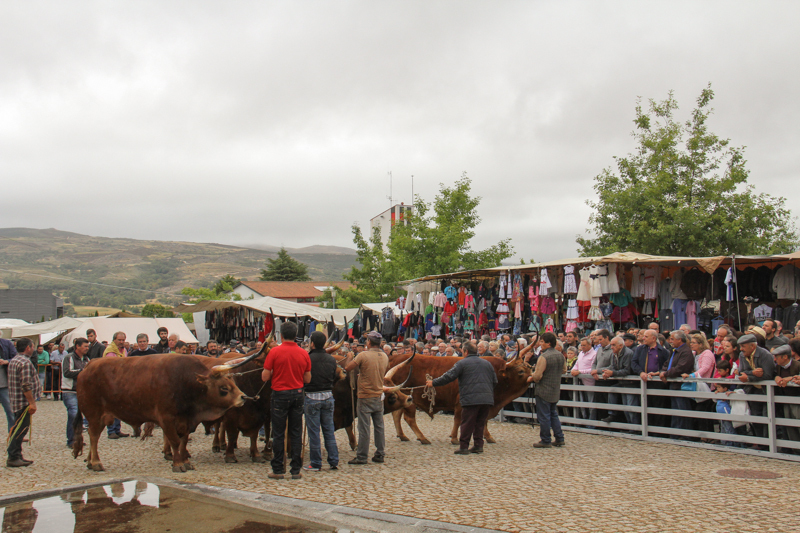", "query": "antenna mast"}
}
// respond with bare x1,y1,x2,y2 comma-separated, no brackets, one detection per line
411,175,414,206
387,171,393,207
